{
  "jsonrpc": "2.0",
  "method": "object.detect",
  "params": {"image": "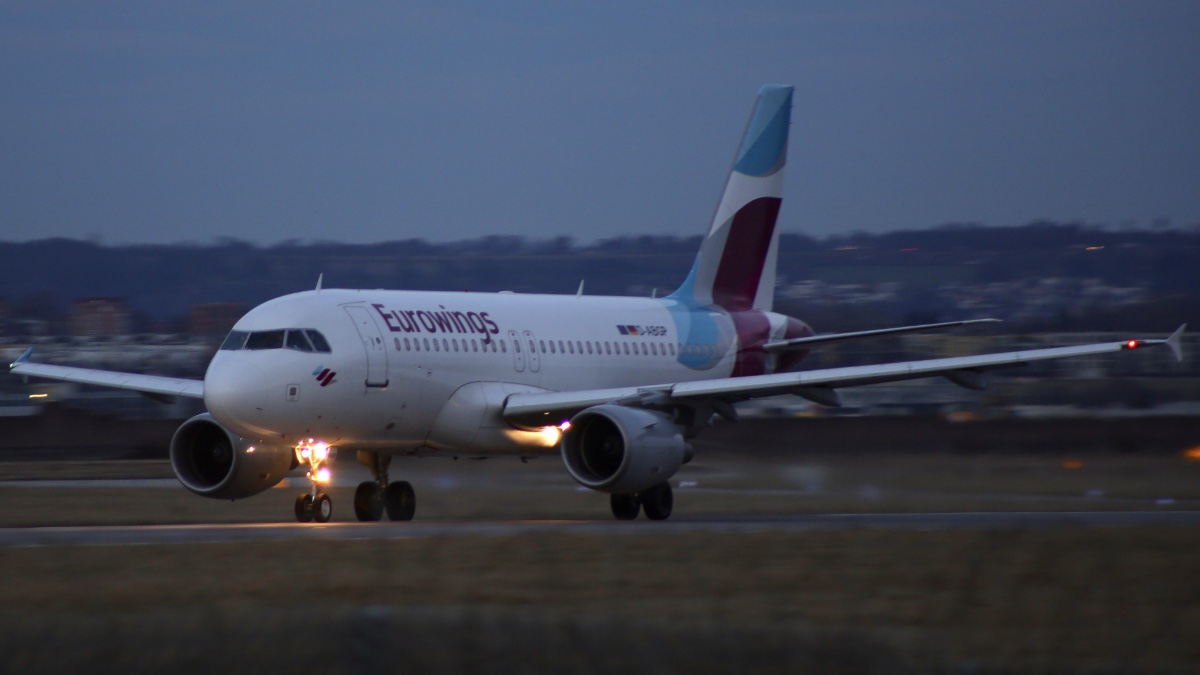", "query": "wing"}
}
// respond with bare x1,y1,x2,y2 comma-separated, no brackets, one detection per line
503,325,1185,428
9,349,204,401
